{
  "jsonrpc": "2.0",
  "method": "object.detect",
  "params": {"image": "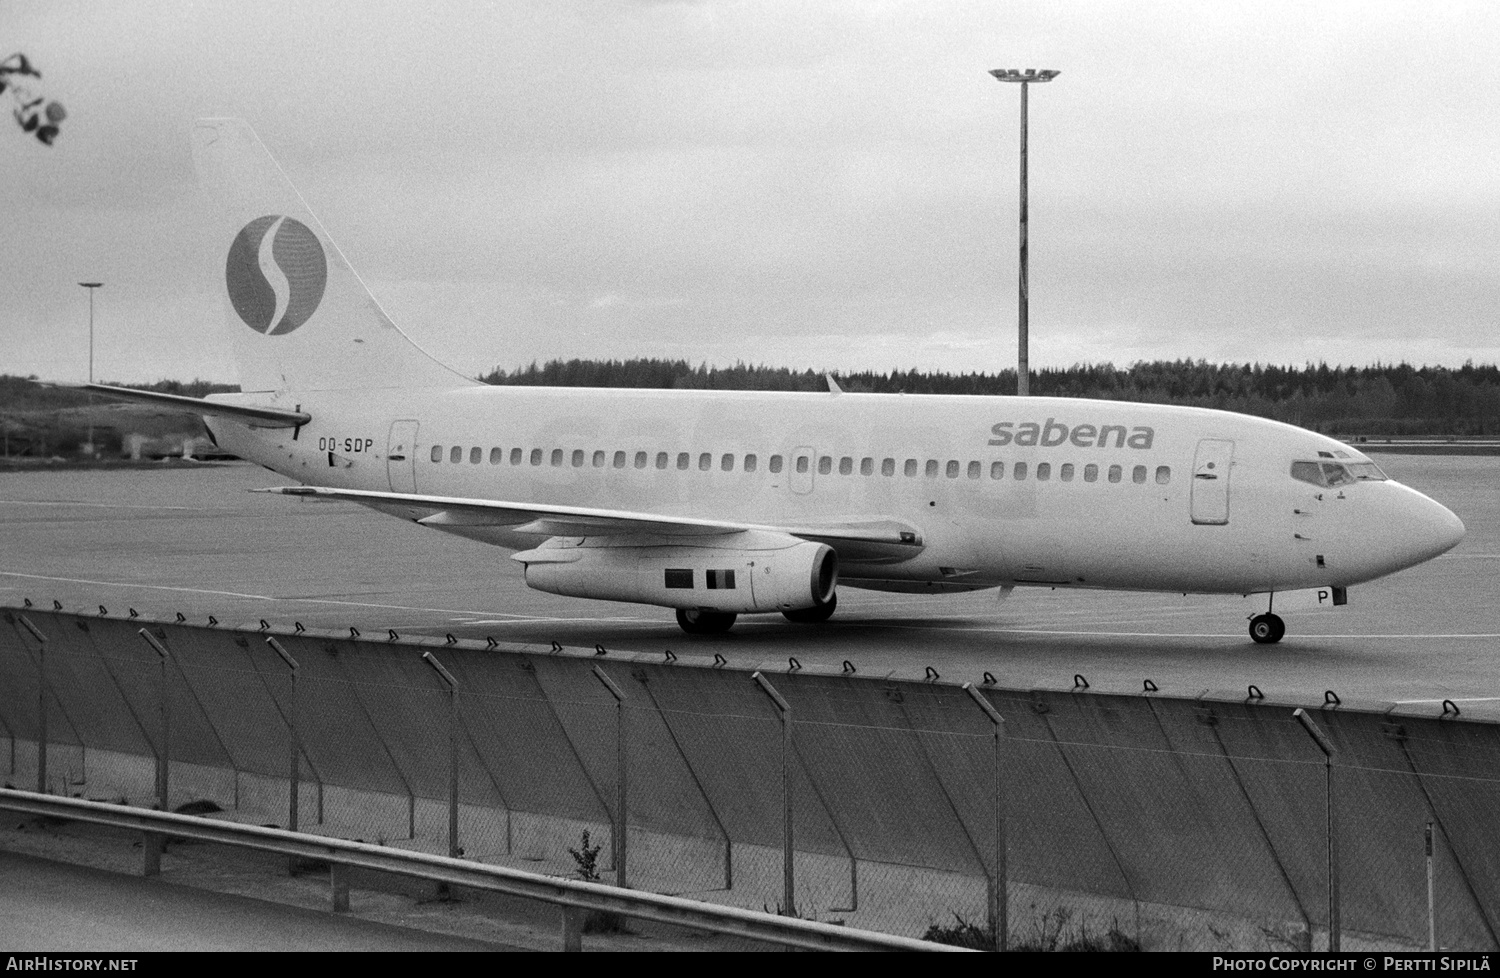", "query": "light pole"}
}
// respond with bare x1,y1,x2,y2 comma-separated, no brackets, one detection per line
78,282,102,456
989,68,1058,398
